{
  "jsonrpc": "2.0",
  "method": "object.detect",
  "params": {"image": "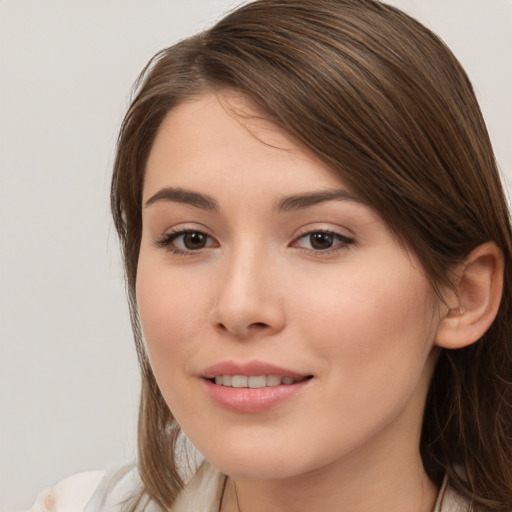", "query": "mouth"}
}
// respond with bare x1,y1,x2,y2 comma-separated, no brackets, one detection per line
208,375,312,388
200,362,314,413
